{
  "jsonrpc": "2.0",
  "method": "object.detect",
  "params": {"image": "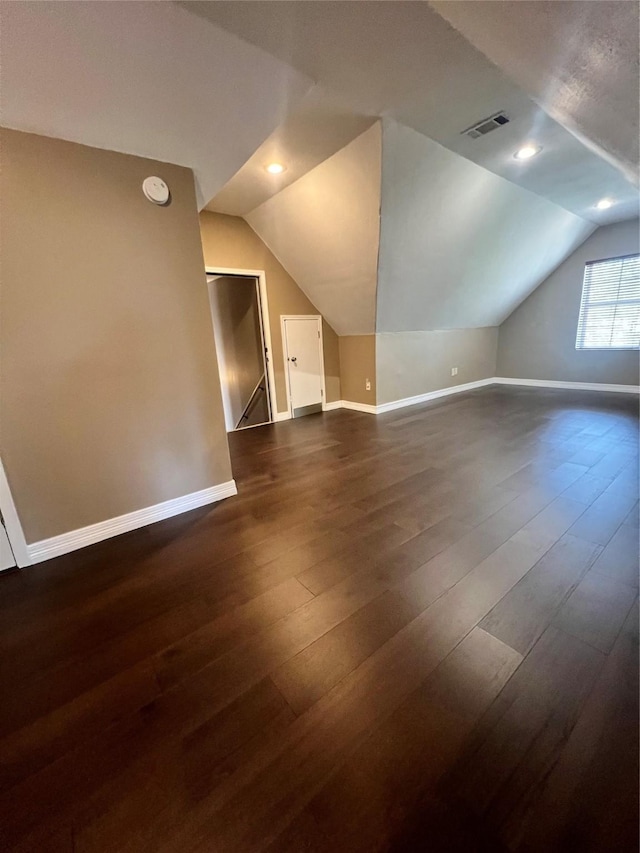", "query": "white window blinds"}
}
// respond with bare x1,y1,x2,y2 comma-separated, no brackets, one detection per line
575,253,640,350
